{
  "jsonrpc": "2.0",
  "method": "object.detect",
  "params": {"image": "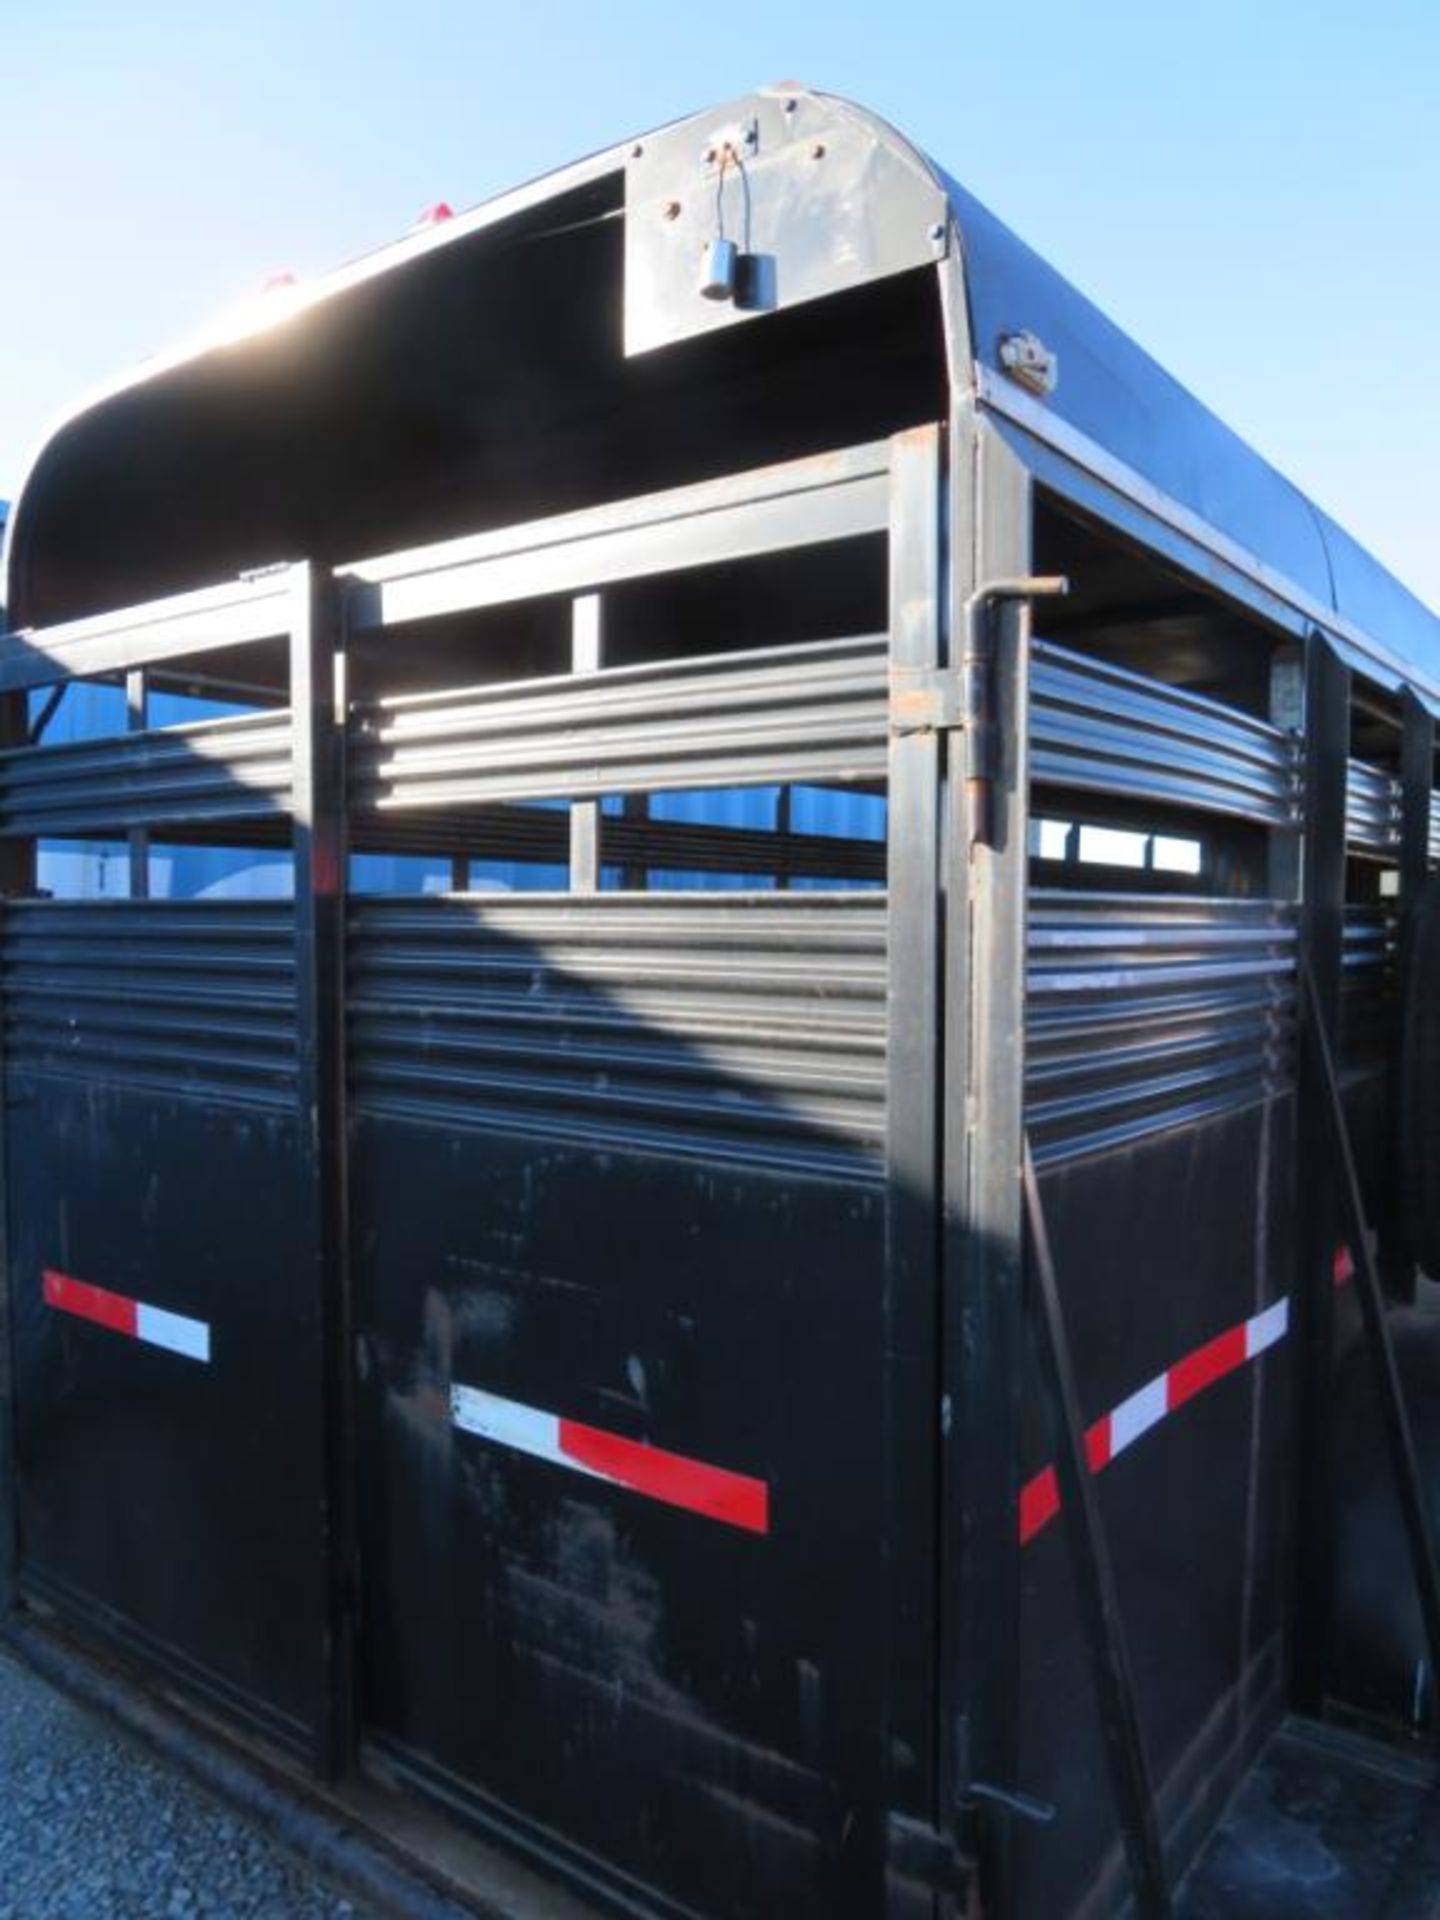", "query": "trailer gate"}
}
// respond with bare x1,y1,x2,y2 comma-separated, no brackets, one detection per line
0,434,948,1919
